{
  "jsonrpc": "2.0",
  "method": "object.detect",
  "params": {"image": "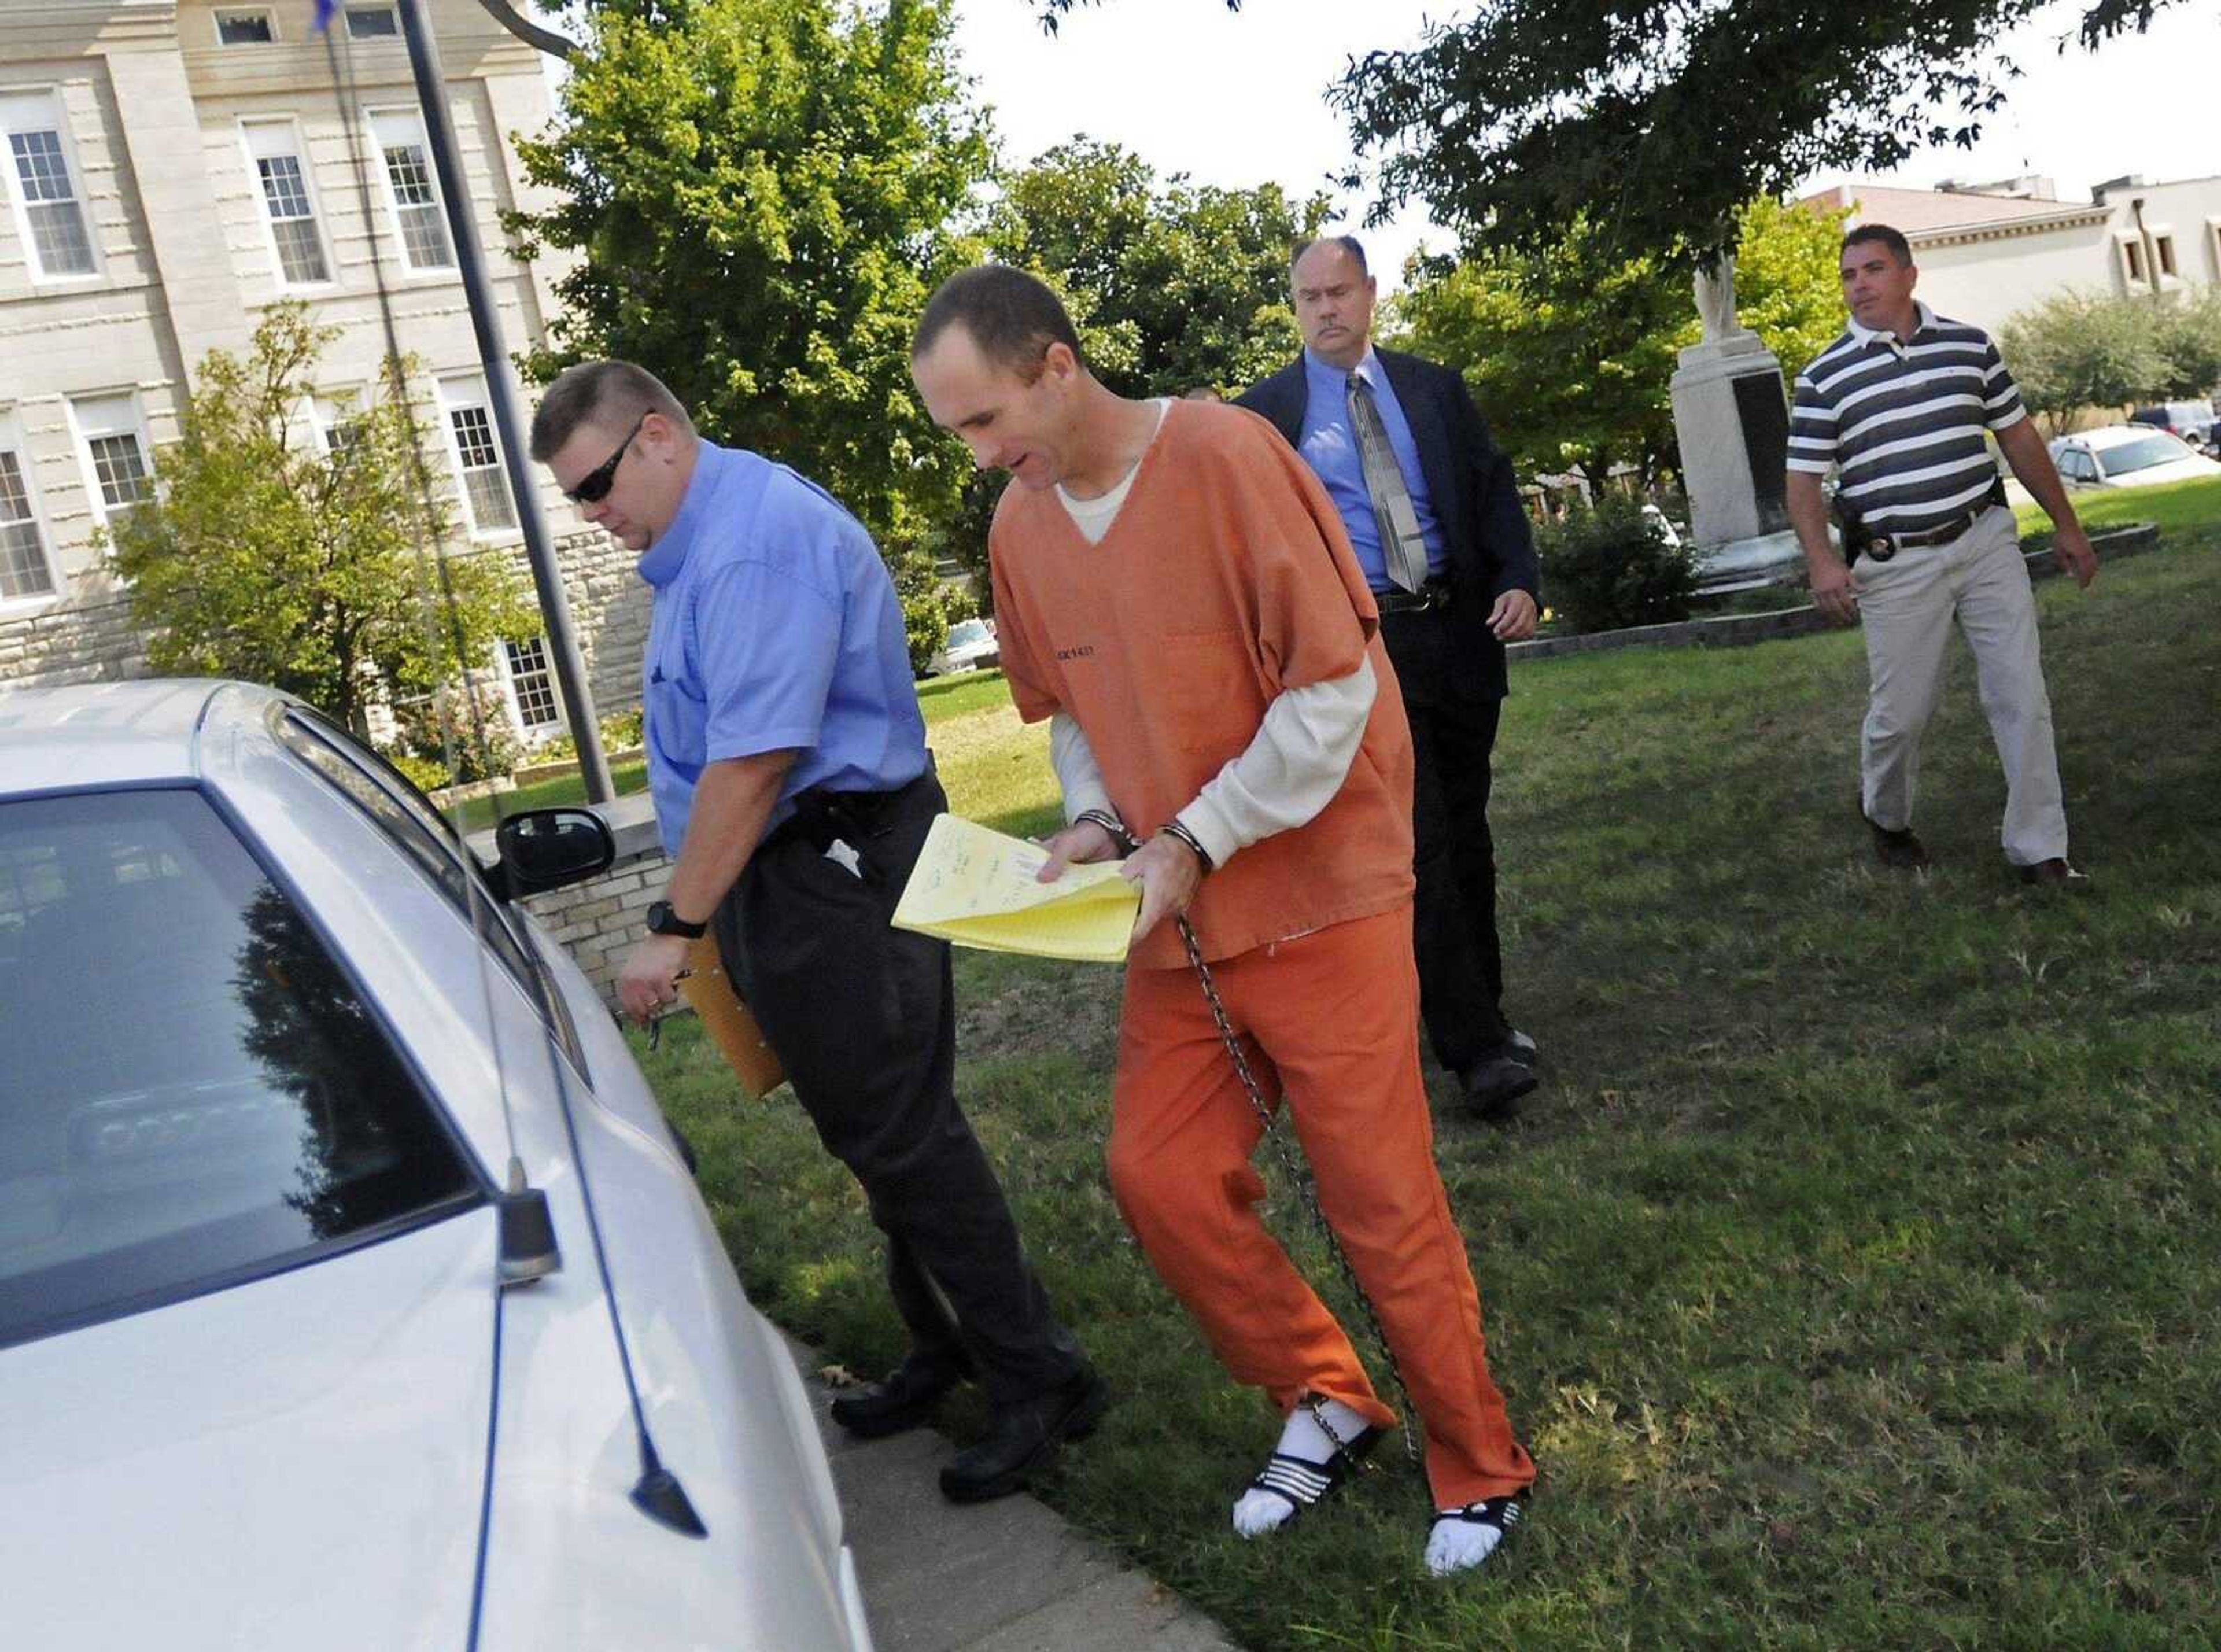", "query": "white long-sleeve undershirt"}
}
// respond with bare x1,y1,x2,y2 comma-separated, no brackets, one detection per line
1050,655,1375,870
